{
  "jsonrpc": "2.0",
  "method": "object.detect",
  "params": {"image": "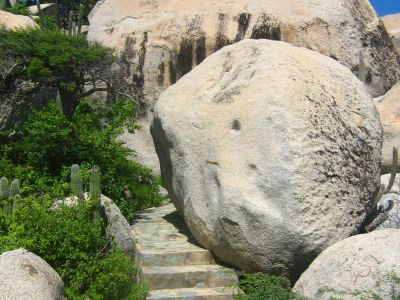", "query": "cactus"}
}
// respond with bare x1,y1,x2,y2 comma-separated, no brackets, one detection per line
10,179,20,197
0,0,7,10
89,167,101,203
358,50,367,84
36,0,47,29
0,177,10,199
55,94,63,114
72,21,77,36
77,3,84,34
71,164,84,200
68,10,73,36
